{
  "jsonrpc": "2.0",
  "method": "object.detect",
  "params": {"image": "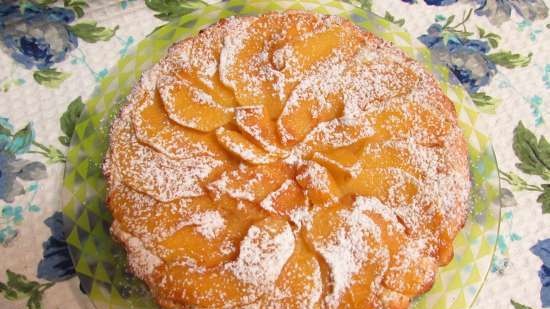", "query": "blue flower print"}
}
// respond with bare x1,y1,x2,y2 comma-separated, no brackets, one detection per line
1,120,46,202
0,151,24,202
531,239,550,307
1,118,50,246
476,0,548,25
0,150,47,203
37,212,75,282
425,0,458,5
0,2,78,69
419,24,497,94
402,0,548,25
